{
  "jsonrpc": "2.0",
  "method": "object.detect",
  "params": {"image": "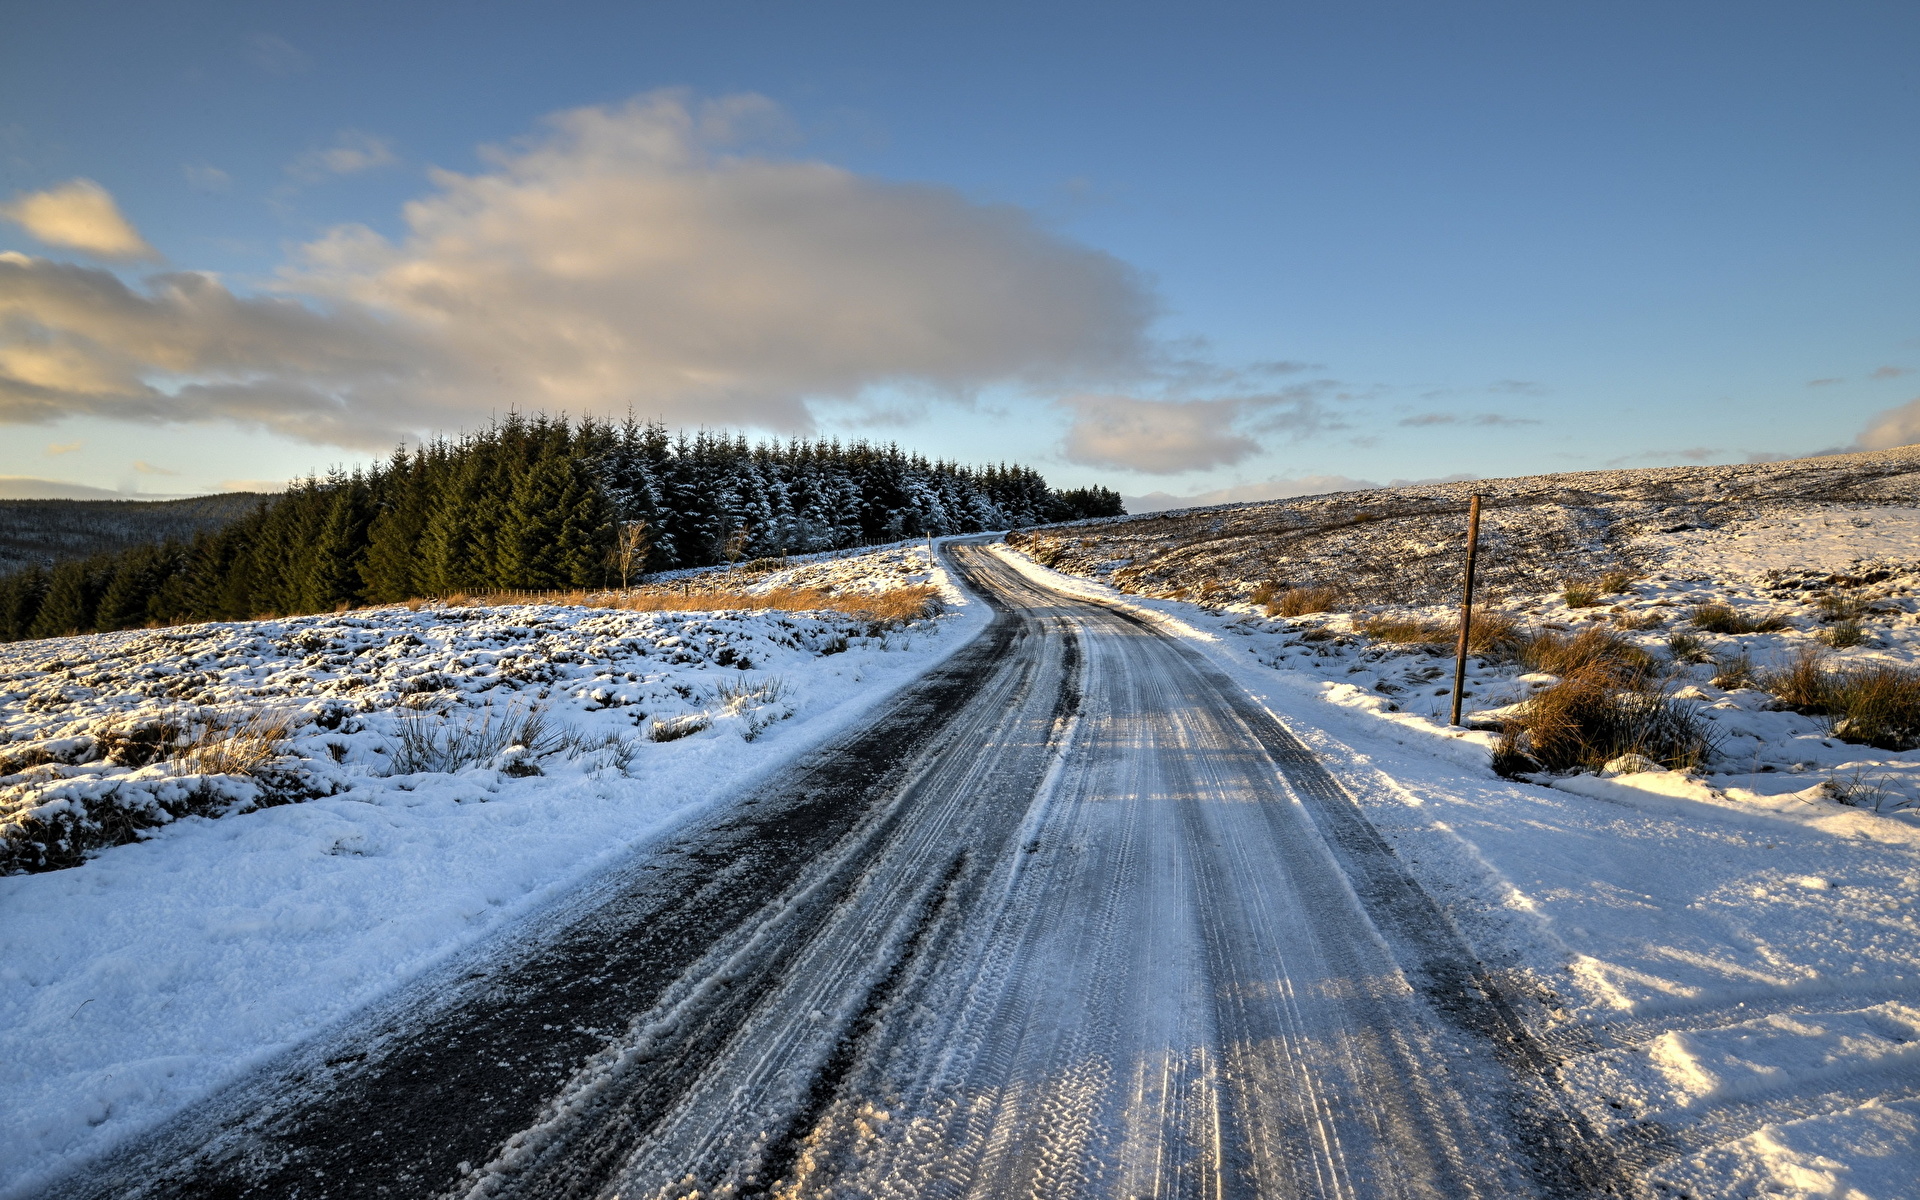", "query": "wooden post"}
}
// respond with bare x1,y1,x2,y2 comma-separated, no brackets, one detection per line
1450,494,1485,728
